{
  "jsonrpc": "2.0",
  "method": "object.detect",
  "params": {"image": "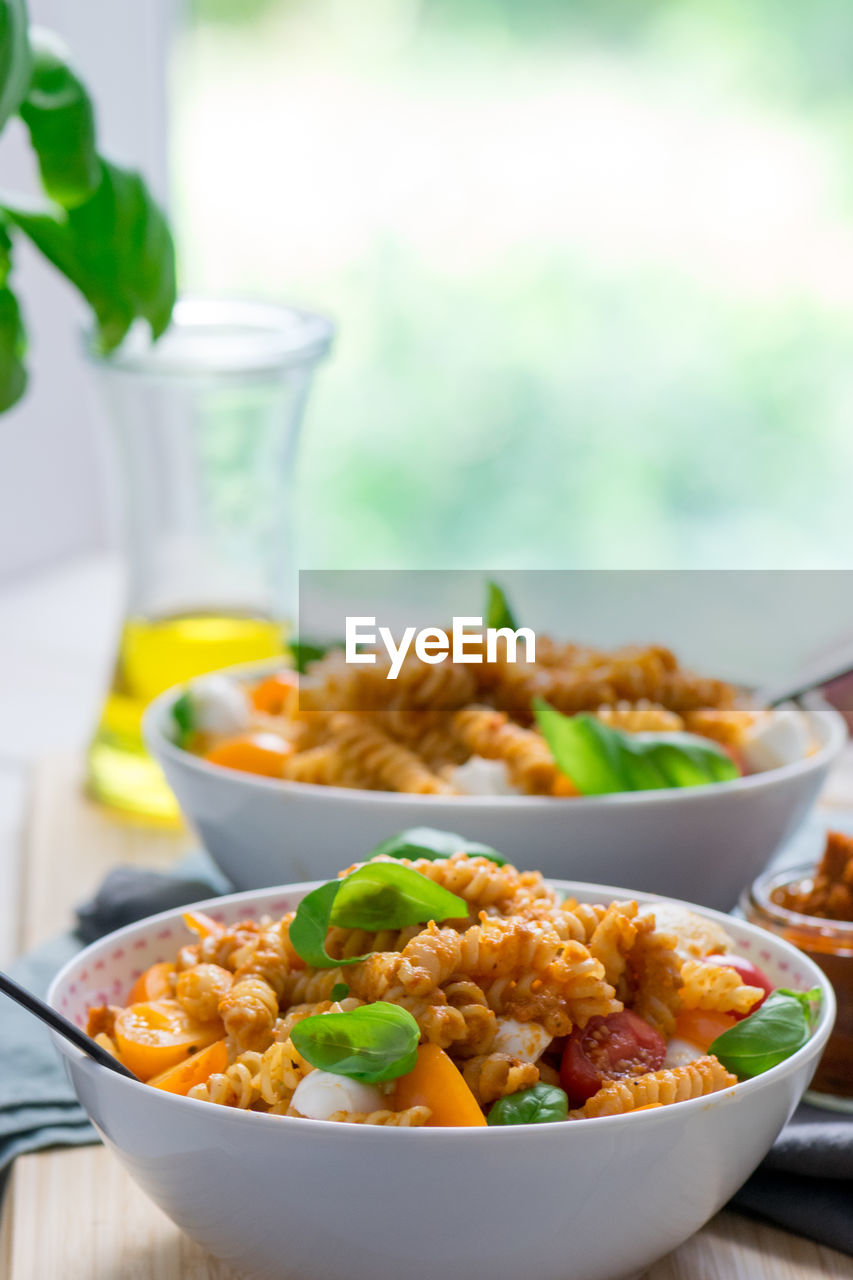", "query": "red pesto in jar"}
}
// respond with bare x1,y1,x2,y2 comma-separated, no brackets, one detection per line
743,853,853,1104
